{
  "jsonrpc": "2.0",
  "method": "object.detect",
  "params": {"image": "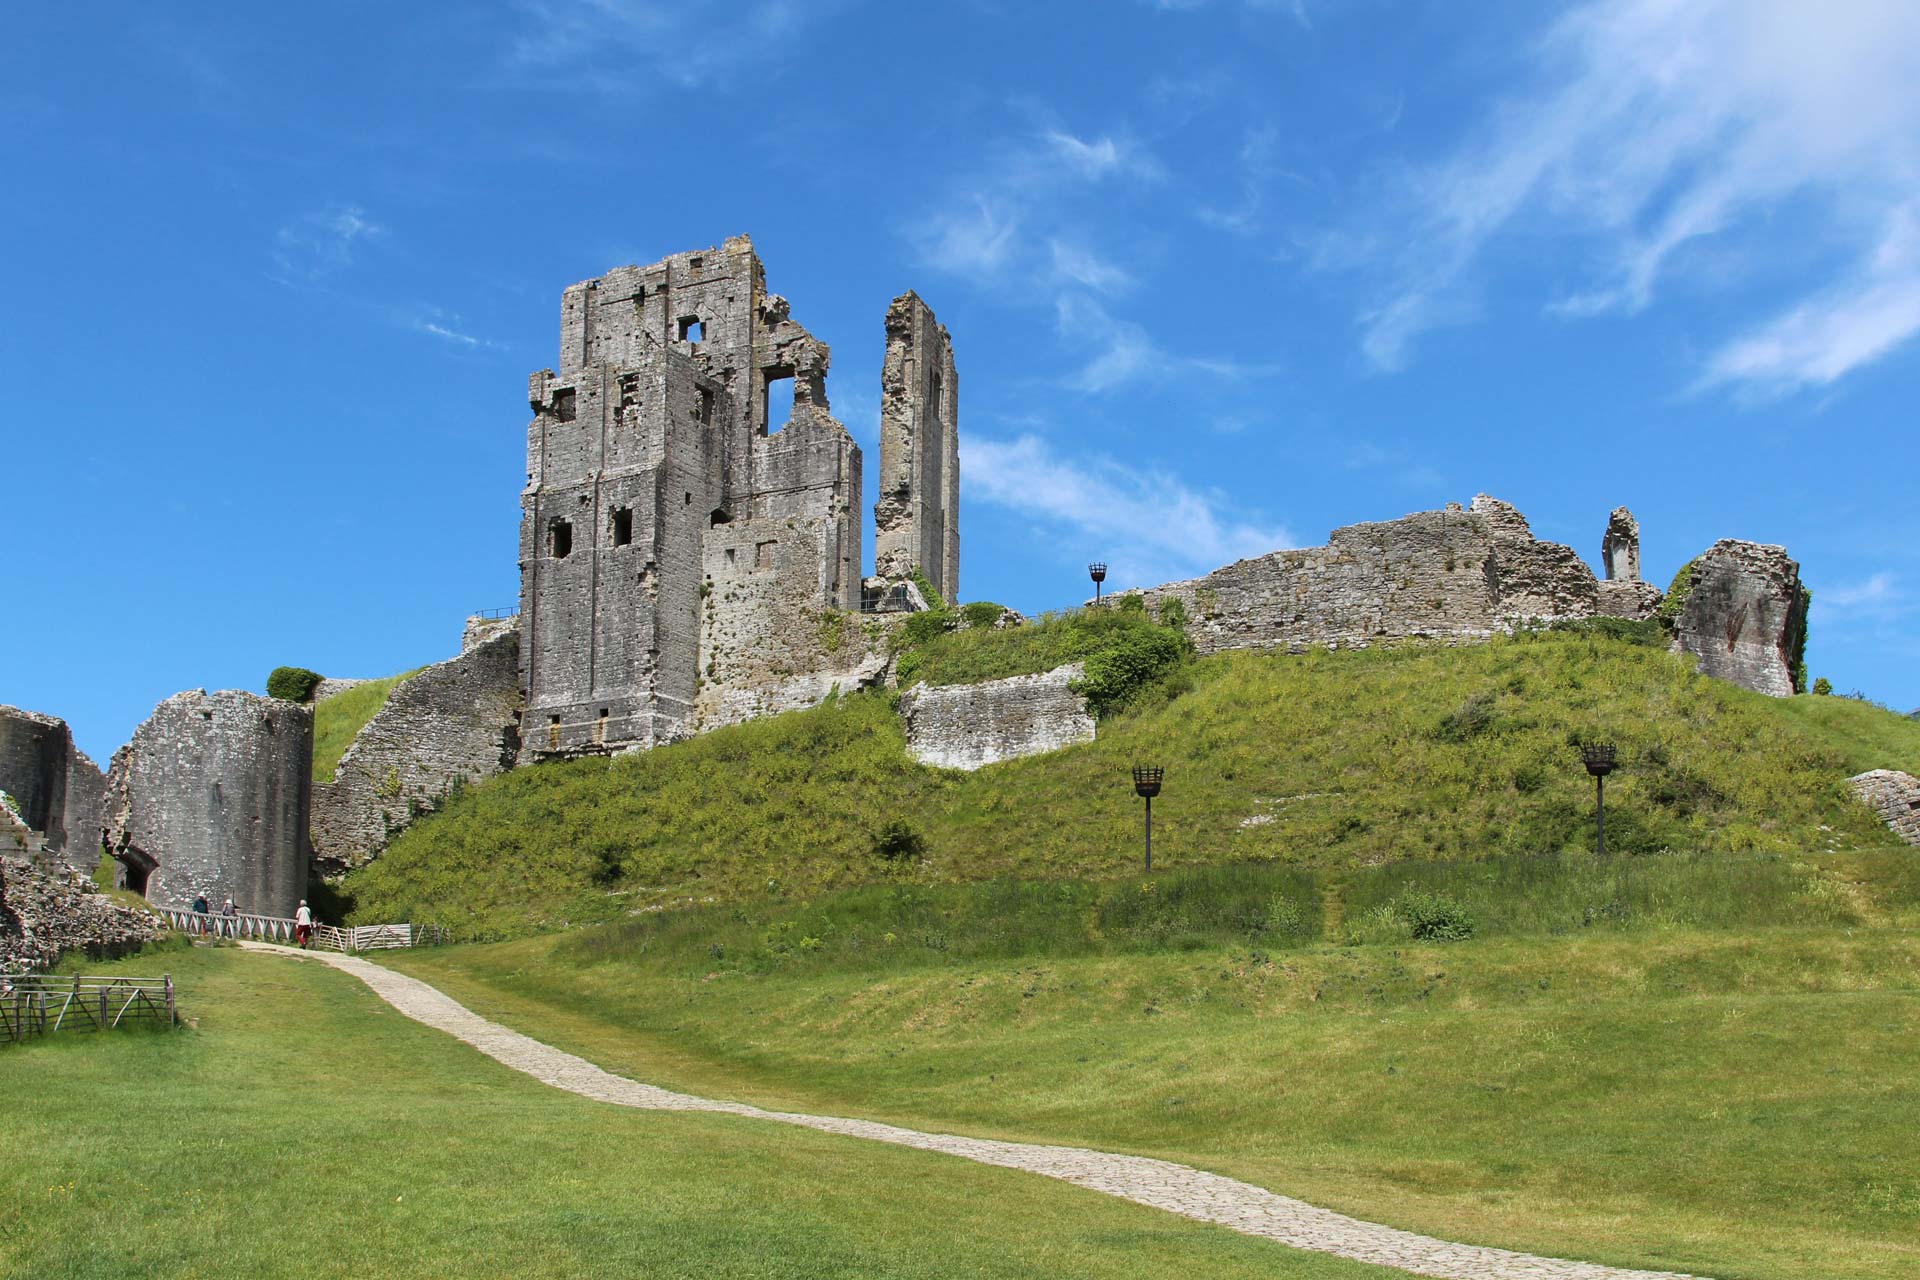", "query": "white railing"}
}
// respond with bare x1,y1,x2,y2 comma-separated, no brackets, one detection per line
158,910,439,953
